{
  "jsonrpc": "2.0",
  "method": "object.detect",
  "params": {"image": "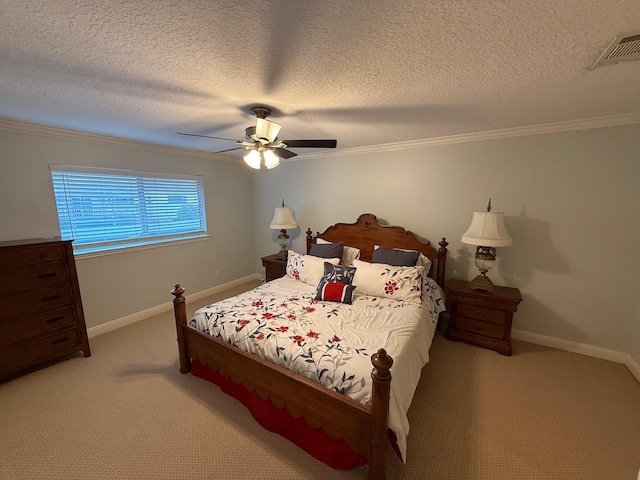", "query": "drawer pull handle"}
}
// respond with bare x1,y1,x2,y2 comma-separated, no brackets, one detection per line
42,295,61,302
46,316,65,324
473,325,484,332
474,309,485,319
38,272,57,279
51,336,69,346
